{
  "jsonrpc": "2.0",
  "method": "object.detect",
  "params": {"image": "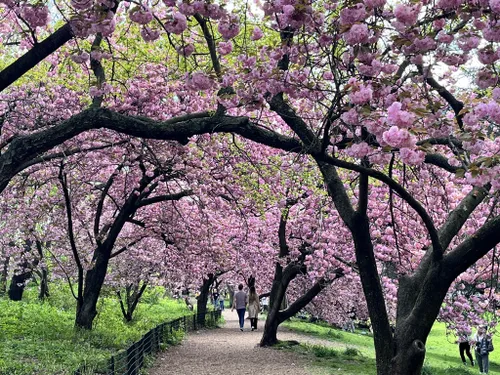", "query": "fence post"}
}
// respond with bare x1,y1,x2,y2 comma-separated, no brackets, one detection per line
127,342,137,375
109,356,115,375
